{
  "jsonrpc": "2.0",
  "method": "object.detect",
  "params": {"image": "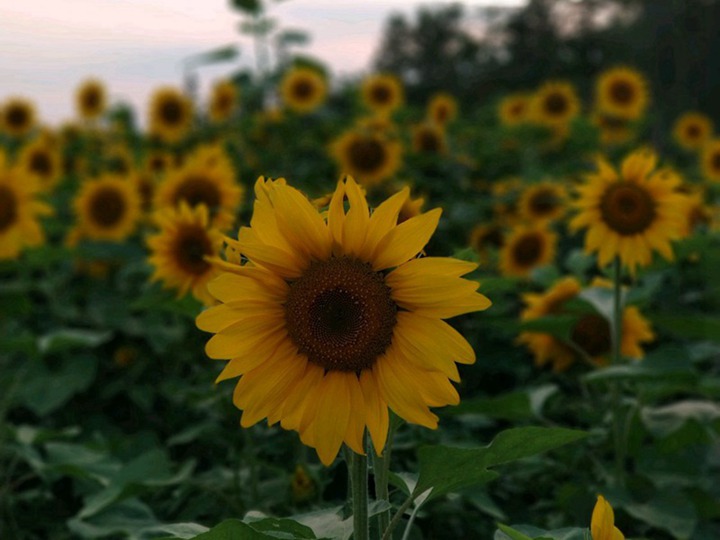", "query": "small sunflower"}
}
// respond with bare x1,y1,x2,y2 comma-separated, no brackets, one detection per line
591,496,625,540
280,67,327,114
499,224,556,278
1,97,36,138
147,203,223,305
74,175,141,241
0,168,52,260
469,223,505,264
531,82,580,127
145,151,173,177
680,191,711,236
154,148,242,231
595,66,648,121
411,123,447,155
196,176,491,465
498,93,531,126
18,137,62,192
331,130,402,187
209,80,238,123
518,182,567,223
673,112,713,151
427,93,458,126
700,139,720,182
148,87,193,143
591,112,634,146
361,74,404,115
75,78,107,121
570,149,690,274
